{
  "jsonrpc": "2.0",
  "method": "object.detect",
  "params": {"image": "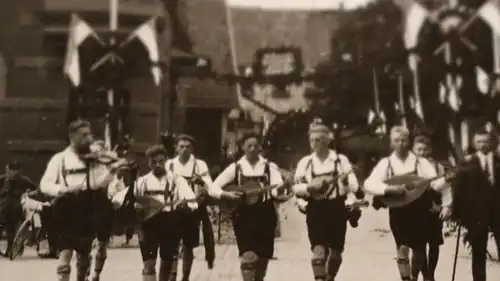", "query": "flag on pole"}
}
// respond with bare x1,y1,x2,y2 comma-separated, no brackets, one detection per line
165,0,193,53
126,18,161,85
392,0,429,70
478,0,500,36
63,14,98,87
